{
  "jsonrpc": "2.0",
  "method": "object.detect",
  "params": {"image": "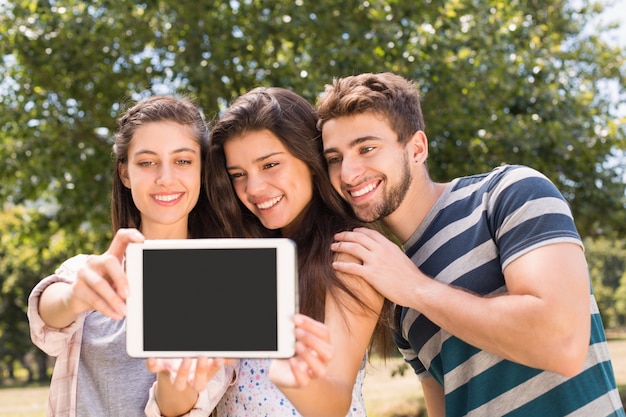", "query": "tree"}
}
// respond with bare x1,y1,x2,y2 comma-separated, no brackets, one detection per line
0,0,626,241
1,0,625,244
0,205,99,382
585,237,626,328
0,0,625,372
